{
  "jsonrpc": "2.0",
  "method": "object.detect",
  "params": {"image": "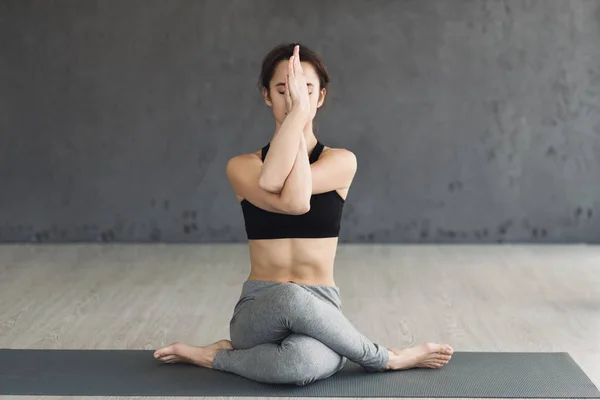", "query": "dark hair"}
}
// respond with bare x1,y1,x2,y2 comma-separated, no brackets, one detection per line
258,43,330,92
